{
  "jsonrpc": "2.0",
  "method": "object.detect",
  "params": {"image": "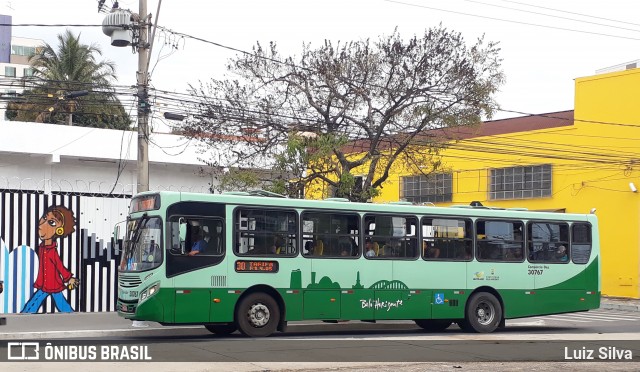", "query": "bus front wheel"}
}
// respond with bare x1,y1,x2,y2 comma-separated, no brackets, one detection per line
462,292,502,333
236,292,280,337
205,323,237,335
